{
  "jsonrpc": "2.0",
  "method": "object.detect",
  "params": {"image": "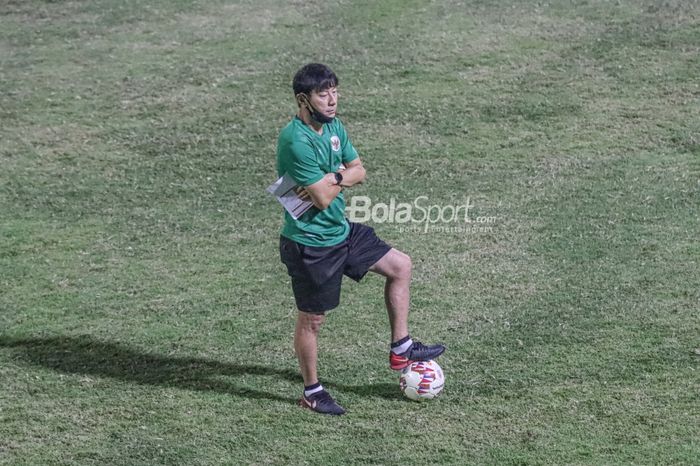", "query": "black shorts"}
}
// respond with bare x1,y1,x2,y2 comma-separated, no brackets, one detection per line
279,222,392,314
